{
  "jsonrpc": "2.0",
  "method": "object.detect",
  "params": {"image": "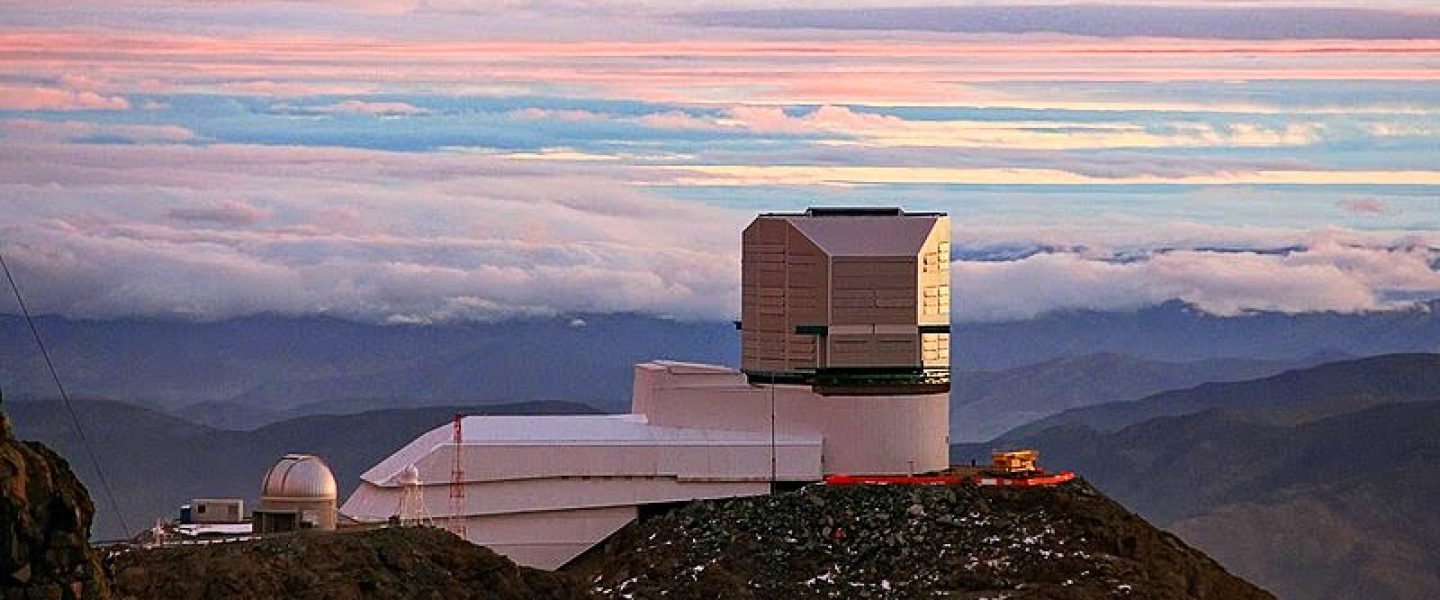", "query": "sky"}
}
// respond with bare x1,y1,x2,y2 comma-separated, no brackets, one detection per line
1,1,1437,323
